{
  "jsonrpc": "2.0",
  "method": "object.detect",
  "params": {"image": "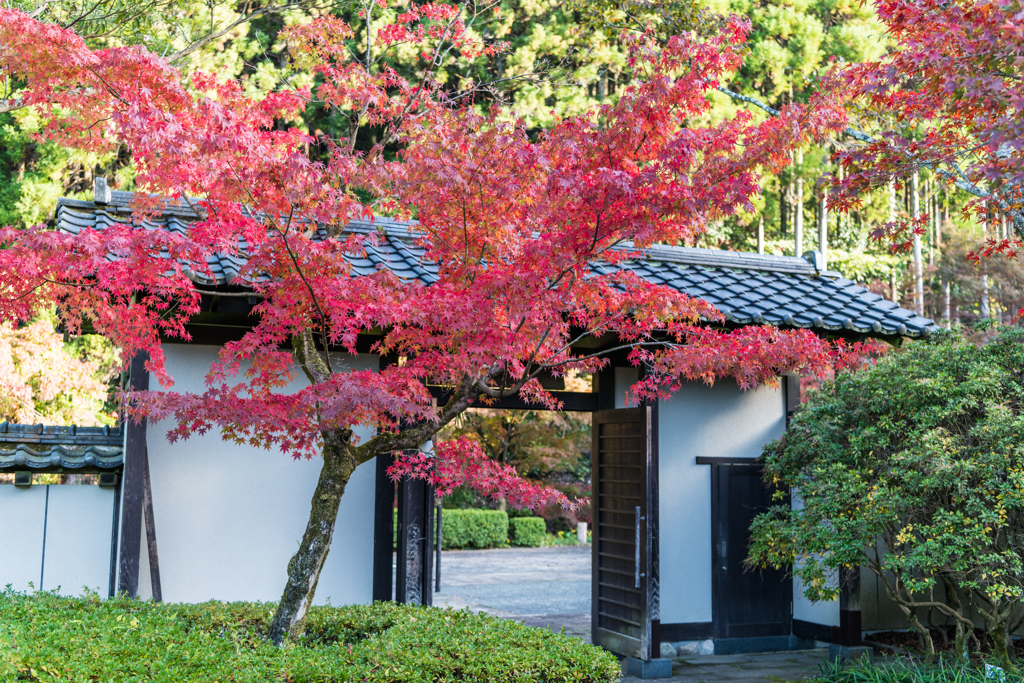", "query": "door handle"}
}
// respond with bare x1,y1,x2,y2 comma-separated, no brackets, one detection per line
635,506,642,588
